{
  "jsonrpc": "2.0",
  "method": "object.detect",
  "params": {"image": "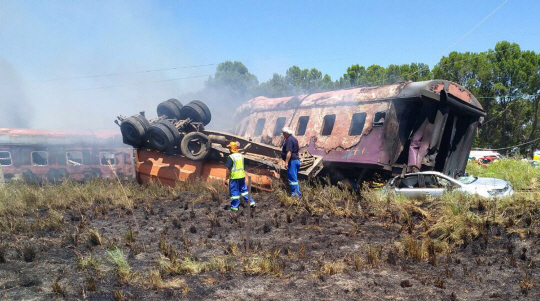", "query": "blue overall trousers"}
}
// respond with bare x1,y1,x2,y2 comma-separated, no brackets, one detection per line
288,159,301,198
